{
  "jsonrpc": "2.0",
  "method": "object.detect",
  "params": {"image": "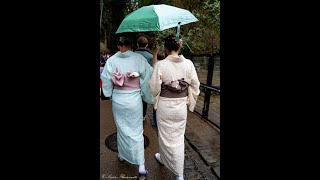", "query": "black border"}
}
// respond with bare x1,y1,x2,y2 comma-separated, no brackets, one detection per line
221,0,316,179
3,0,316,179
4,1,100,179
